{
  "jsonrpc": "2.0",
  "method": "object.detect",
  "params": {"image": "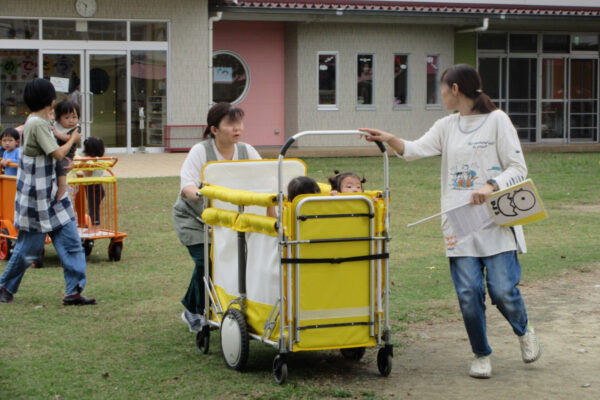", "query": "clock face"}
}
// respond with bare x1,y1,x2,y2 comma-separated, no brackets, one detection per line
75,0,97,17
